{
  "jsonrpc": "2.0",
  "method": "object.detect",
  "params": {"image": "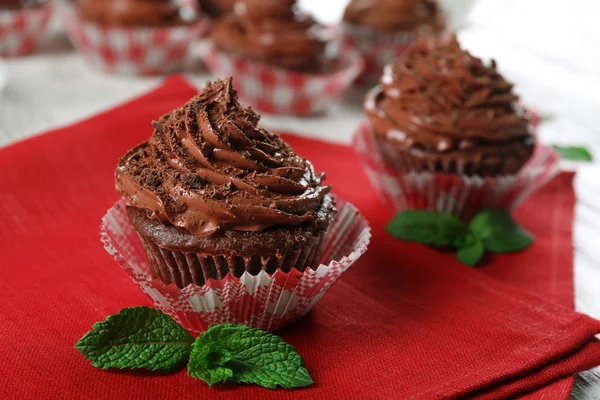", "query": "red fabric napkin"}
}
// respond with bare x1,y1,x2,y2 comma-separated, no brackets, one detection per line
487,174,581,399
1,77,599,400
